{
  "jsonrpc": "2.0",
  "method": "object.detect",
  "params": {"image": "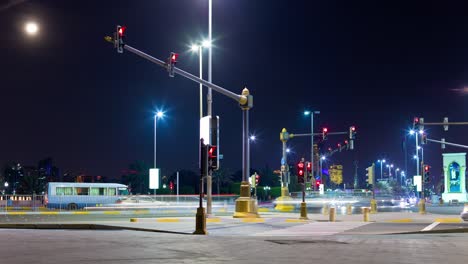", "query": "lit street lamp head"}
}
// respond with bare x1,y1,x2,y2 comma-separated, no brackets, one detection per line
304,110,311,116
25,22,39,35
249,135,256,142
155,111,164,119
409,130,415,135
